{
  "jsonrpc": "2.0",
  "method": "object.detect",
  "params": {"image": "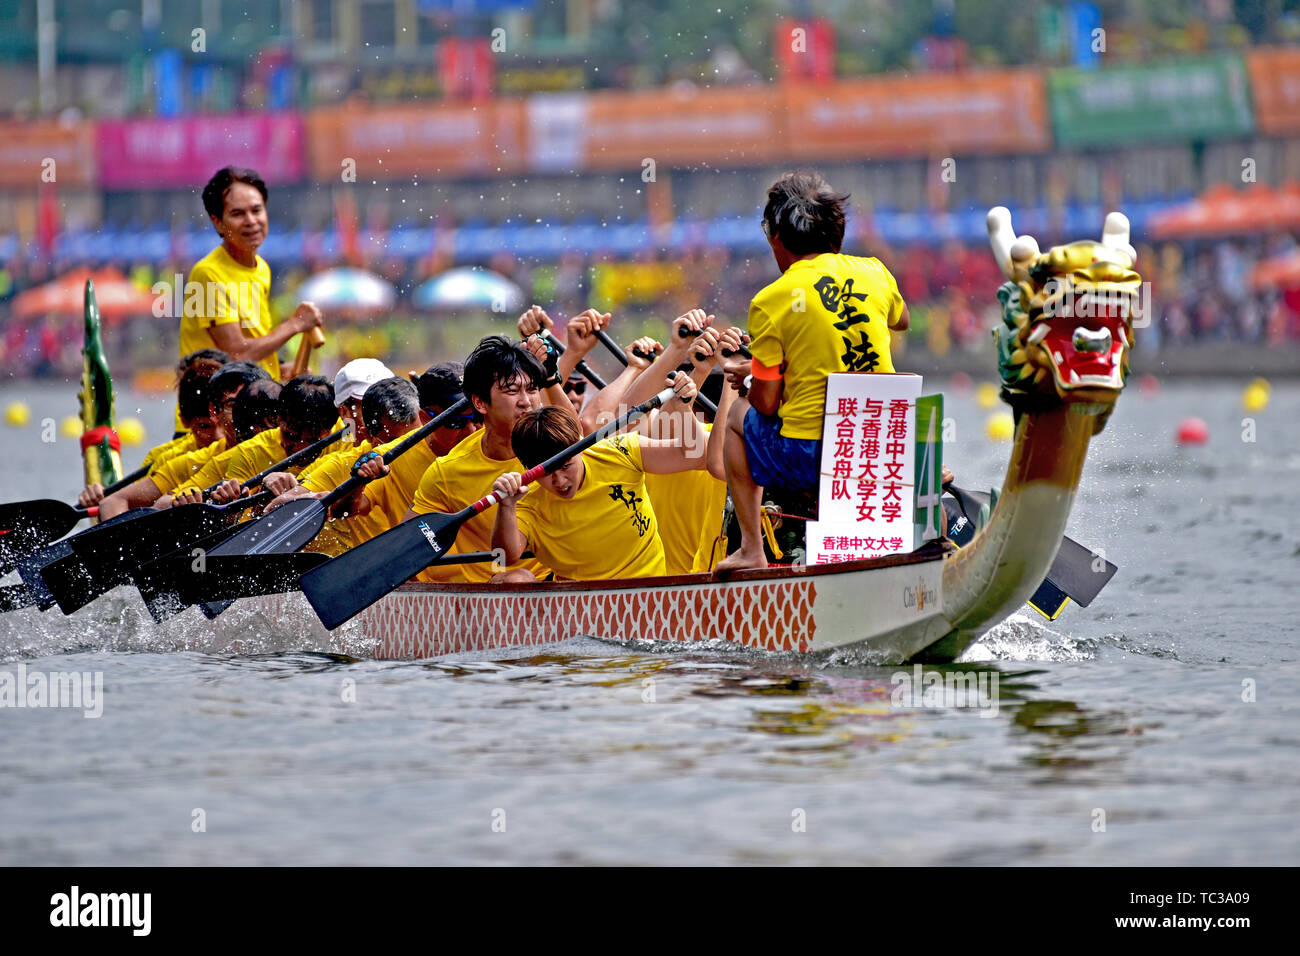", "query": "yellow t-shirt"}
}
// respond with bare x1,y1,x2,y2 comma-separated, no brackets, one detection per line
410,429,548,583
515,432,666,580
748,253,904,440
176,245,280,430
363,434,437,527
148,439,227,496
644,466,727,575
297,440,376,555
222,424,344,486
140,432,196,471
